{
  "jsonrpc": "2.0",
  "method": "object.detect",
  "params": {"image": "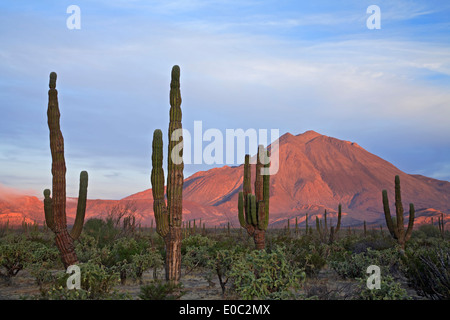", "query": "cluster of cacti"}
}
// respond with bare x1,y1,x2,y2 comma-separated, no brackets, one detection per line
315,204,342,243
382,175,415,250
43,72,89,269
122,215,136,234
151,65,184,283
238,146,270,250
182,219,204,236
